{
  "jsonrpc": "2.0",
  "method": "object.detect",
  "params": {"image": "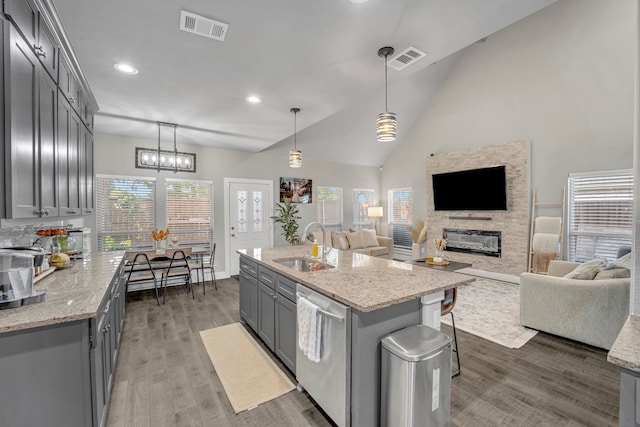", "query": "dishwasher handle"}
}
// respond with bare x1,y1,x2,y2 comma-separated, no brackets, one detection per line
296,292,344,323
